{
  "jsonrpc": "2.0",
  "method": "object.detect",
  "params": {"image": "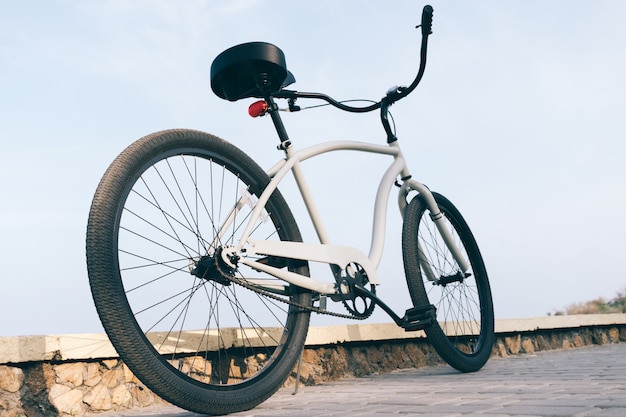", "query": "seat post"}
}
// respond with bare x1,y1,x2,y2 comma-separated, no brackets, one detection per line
264,95,291,150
